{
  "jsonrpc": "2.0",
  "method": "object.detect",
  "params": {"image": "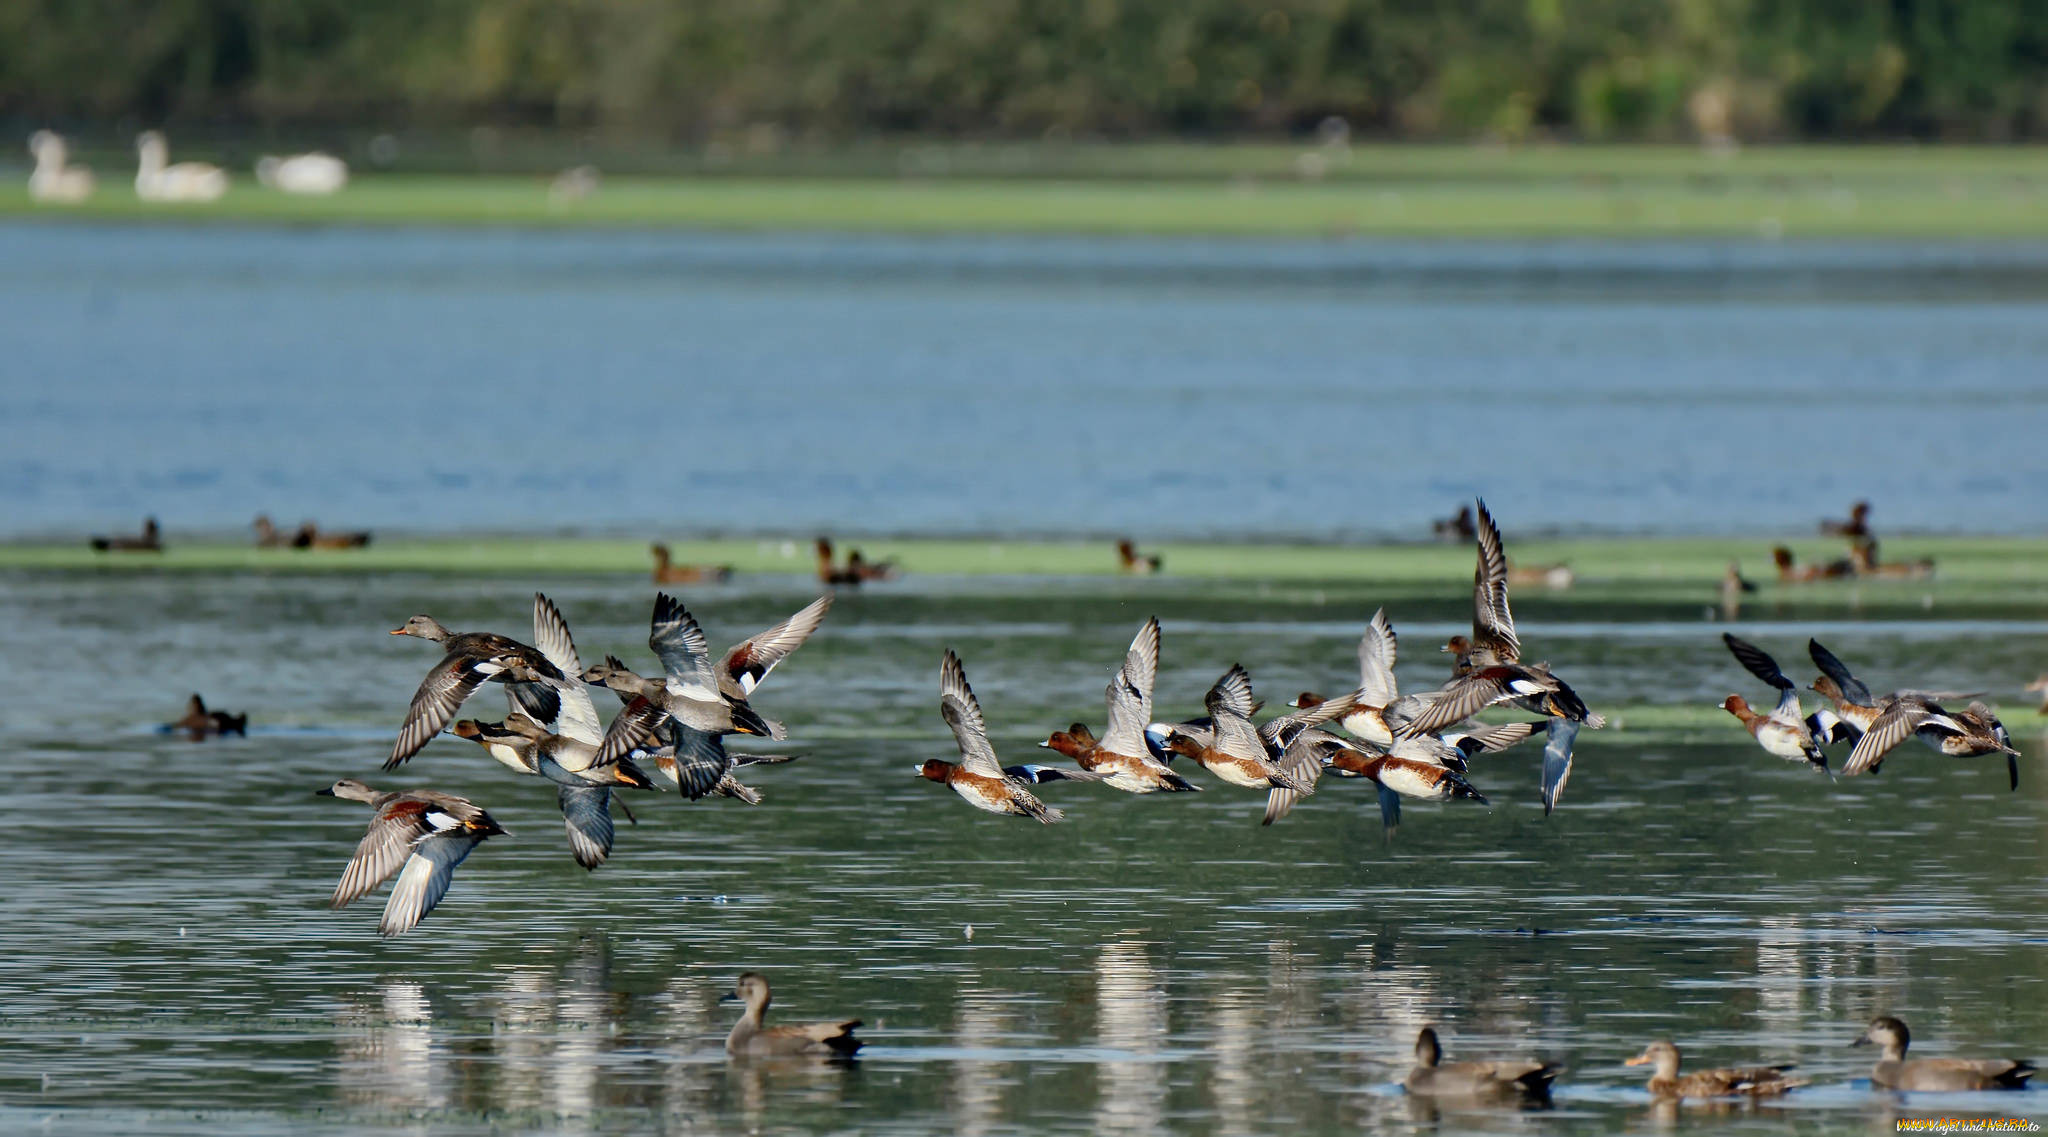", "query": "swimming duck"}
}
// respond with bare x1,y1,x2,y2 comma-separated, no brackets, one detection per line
385,609,569,769
318,779,506,937
650,544,734,585
1404,1026,1558,1100
1037,617,1200,793
1432,505,1476,542
1624,1040,1803,1099
814,537,895,585
1720,561,1757,620
1848,537,1934,580
582,593,779,763
1852,1017,2034,1091
252,515,292,548
916,650,1073,822
1506,562,1574,590
1719,634,1832,772
89,517,162,552
1820,500,1872,540
168,693,247,741
1149,665,1332,795
27,131,93,203
1808,640,2019,788
1772,546,1855,583
1116,539,1163,574
293,521,372,549
134,131,227,202
722,972,862,1058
